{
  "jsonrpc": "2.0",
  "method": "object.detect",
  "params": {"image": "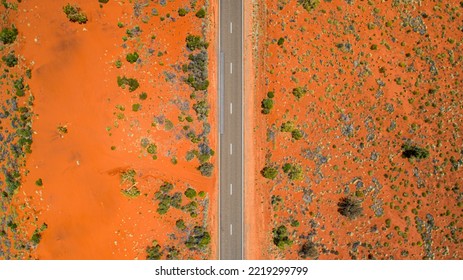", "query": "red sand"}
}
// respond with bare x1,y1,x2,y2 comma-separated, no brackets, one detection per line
11,0,217,259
